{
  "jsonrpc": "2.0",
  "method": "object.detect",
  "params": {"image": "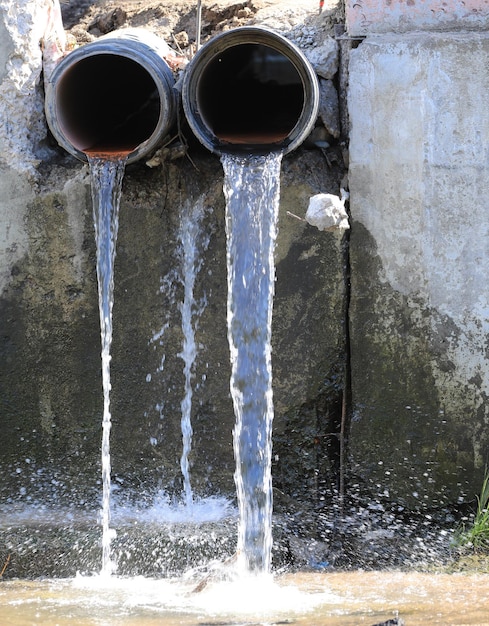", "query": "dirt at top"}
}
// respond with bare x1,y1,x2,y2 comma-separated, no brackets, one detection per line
61,0,344,56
